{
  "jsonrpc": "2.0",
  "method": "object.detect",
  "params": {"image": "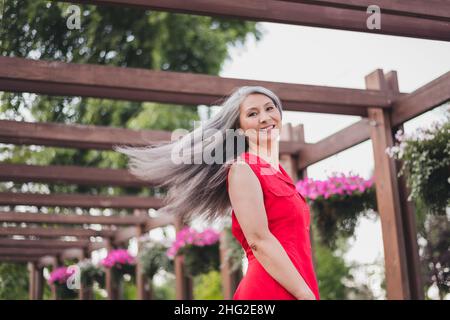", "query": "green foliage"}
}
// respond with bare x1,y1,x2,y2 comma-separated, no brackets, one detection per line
193,270,223,300
389,110,450,215
387,109,450,299
153,277,176,300
181,243,220,278
310,187,377,249
78,260,105,288
311,220,379,300
139,242,174,279
314,242,350,300
122,279,137,300
54,283,78,300
0,263,29,299
111,264,136,284
415,198,449,299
